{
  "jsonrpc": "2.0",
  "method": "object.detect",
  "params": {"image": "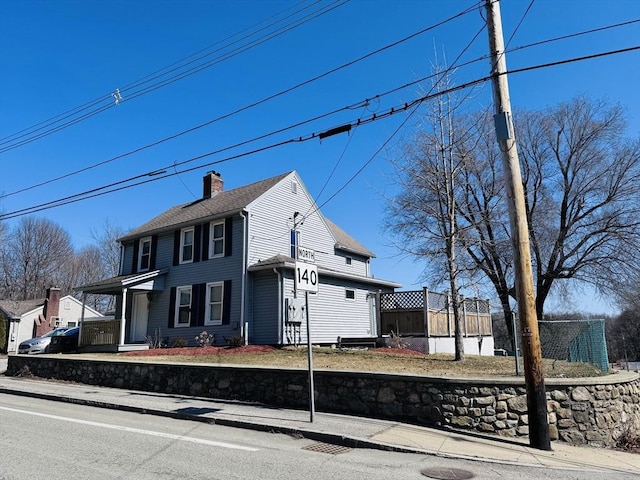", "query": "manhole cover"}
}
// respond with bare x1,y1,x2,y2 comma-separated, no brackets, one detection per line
421,467,474,480
302,442,352,455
